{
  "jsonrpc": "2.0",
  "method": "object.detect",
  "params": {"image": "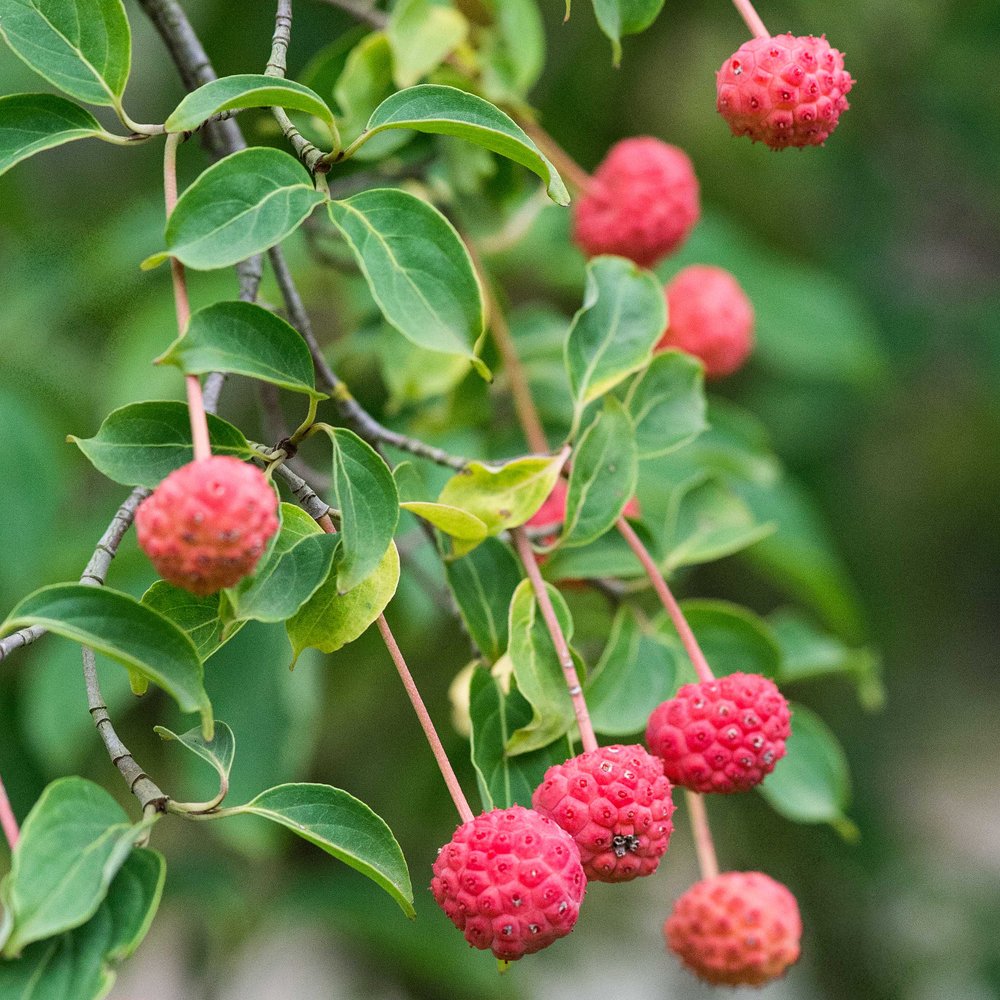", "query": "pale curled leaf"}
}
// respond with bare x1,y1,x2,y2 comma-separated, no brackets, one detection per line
154,722,236,789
